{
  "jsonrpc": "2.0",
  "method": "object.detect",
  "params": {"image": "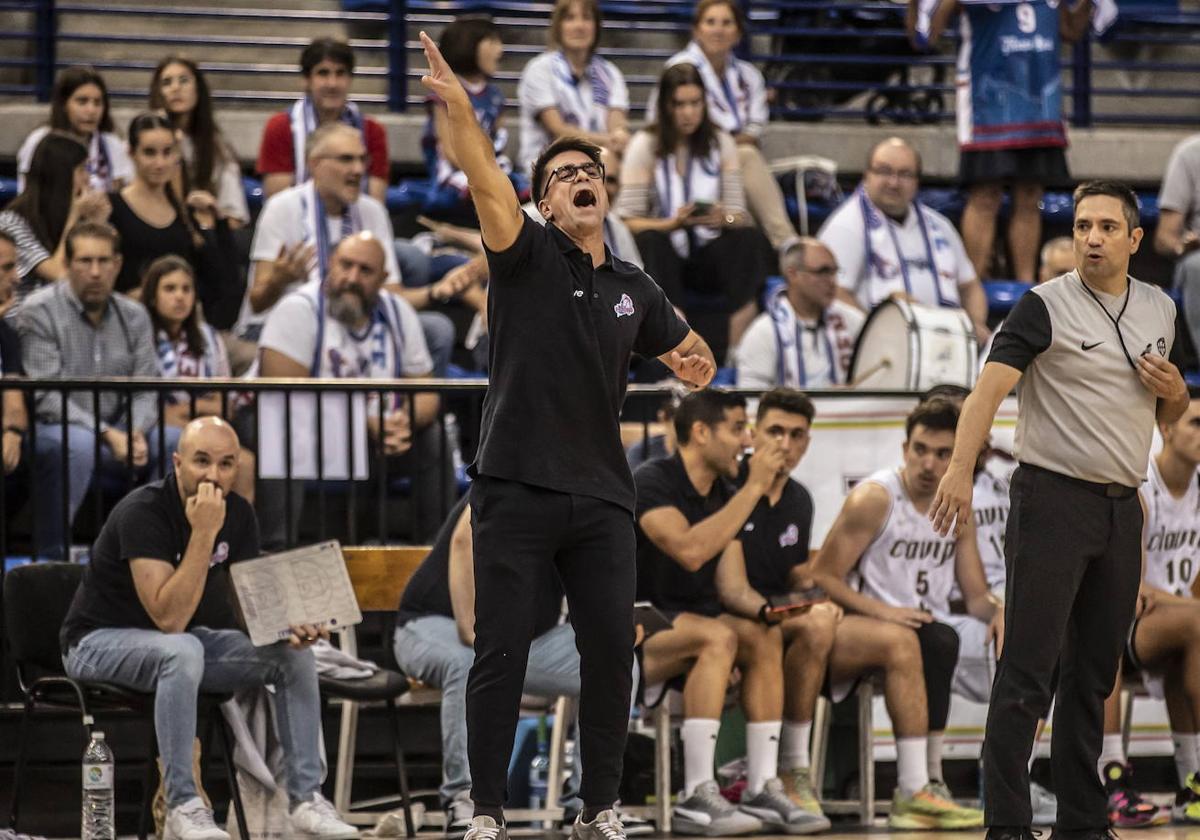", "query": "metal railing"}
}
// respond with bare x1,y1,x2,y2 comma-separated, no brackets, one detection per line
4,0,1199,126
